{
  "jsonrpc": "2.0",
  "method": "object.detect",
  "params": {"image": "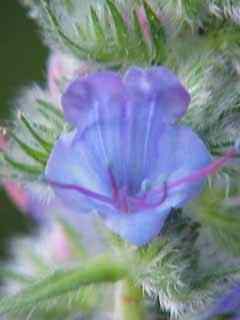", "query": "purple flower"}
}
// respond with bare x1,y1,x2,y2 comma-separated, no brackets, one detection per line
45,66,233,246
204,284,240,319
